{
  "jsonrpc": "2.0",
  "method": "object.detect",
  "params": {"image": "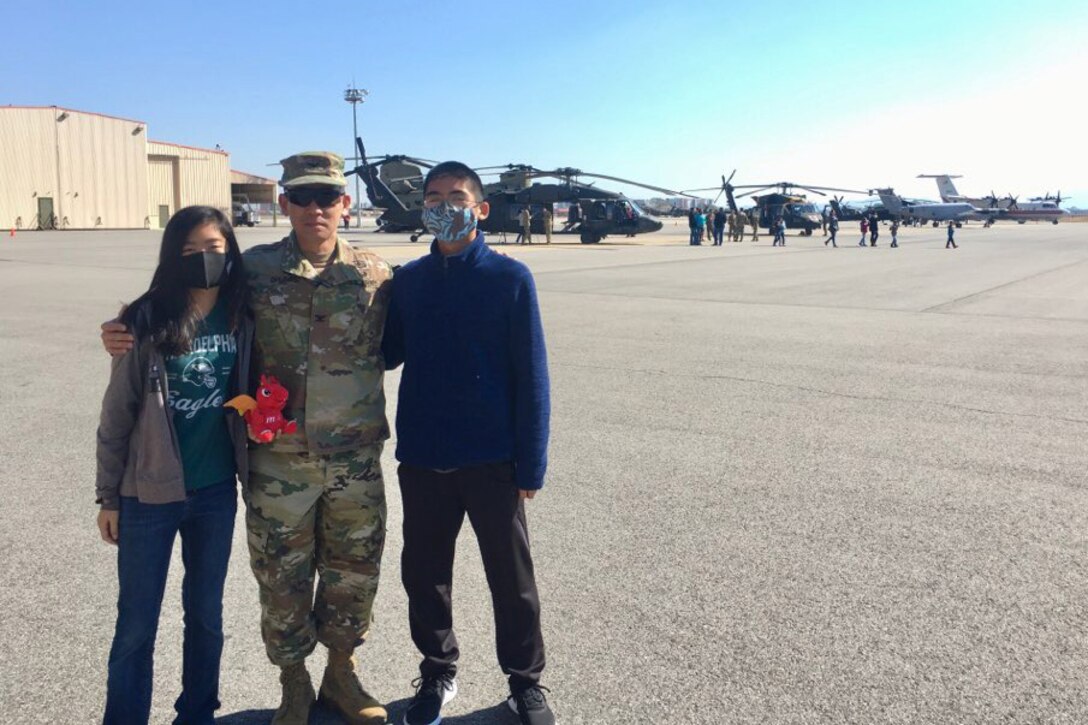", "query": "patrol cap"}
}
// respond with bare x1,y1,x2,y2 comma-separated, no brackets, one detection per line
279,151,347,188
